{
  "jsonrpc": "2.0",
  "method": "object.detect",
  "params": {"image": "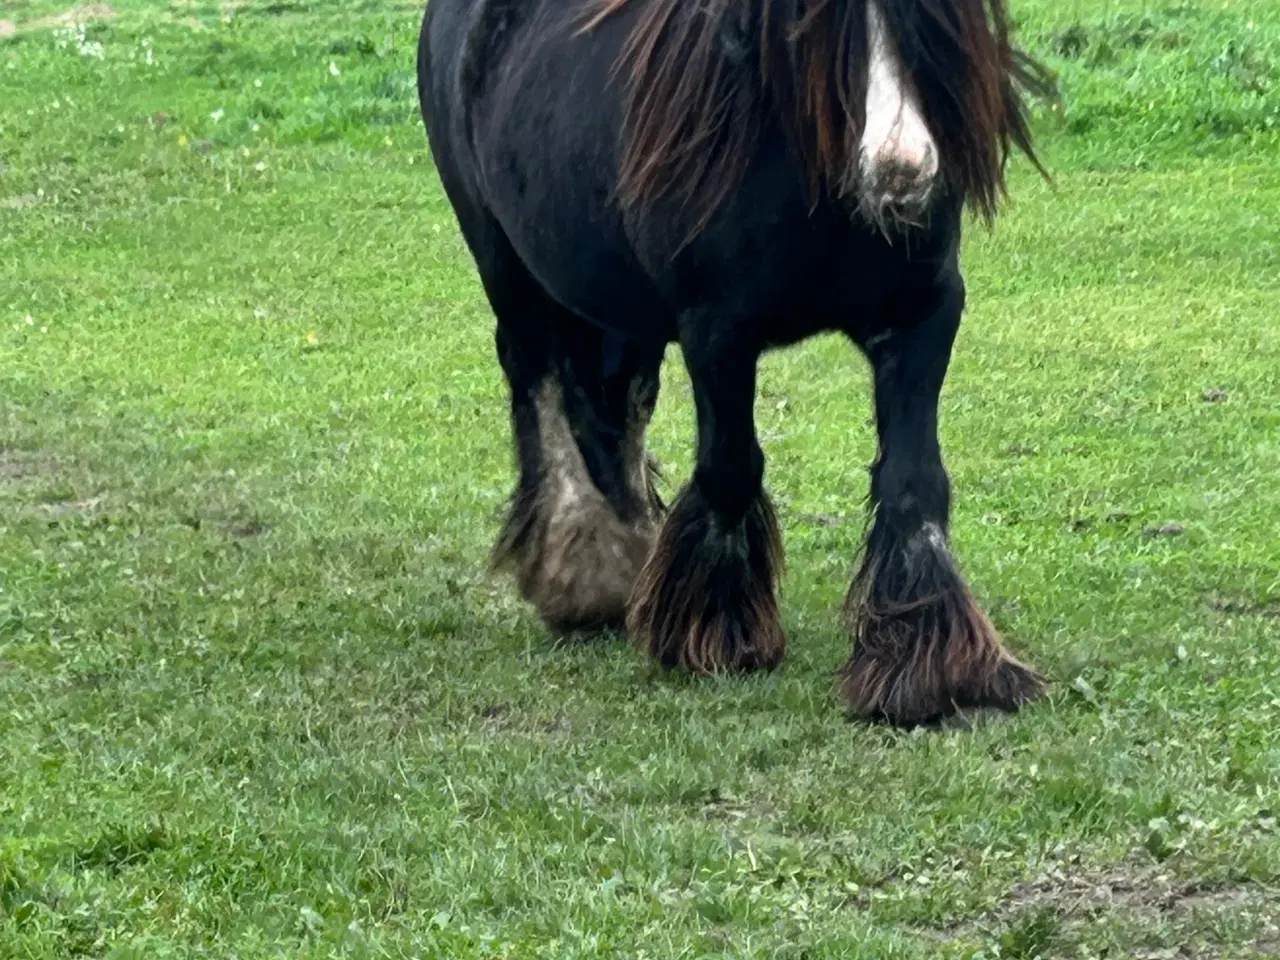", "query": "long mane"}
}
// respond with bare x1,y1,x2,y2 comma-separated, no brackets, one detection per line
582,0,1054,233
